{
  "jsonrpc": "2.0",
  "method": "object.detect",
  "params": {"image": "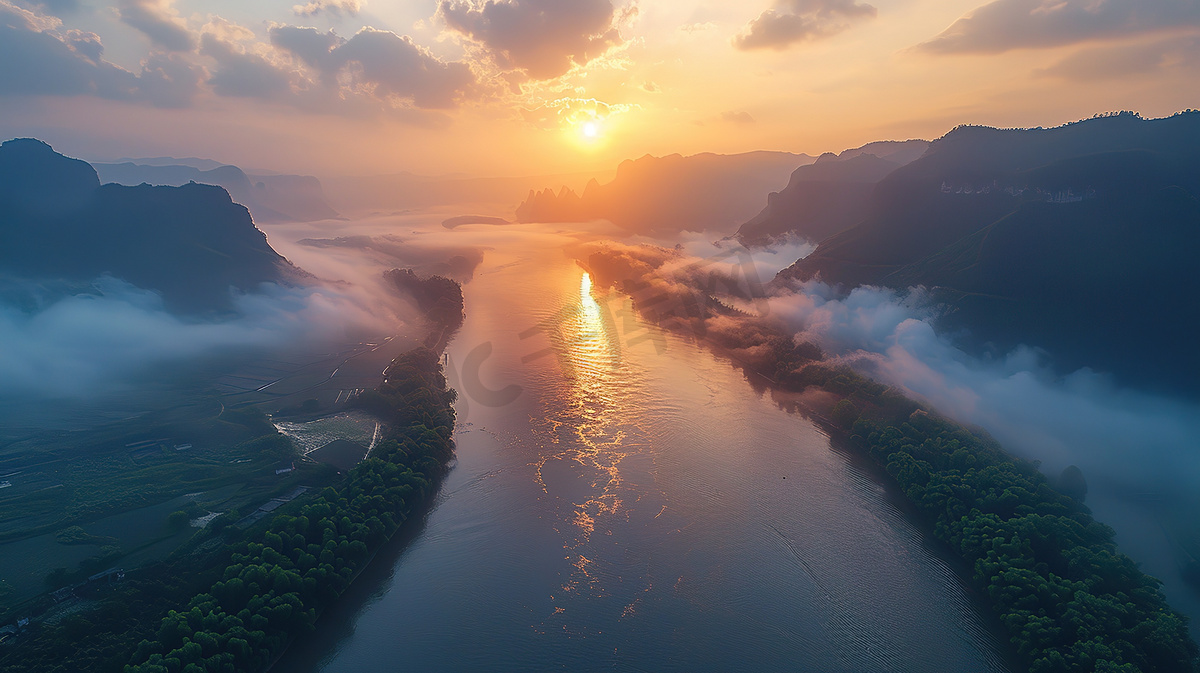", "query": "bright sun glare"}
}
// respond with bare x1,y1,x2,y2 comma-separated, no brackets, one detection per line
582,122,599,139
